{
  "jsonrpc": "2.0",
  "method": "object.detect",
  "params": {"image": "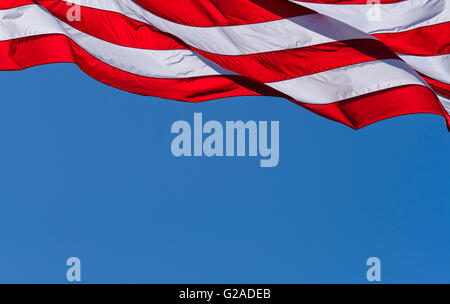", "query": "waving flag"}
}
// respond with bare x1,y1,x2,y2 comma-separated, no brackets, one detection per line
0,0,449,129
